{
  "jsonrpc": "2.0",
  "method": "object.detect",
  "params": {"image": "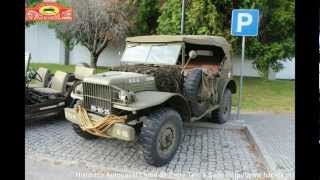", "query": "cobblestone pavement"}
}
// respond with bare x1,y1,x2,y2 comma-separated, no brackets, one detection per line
26,157,158,180
240,112,295,176
25,119,268,180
